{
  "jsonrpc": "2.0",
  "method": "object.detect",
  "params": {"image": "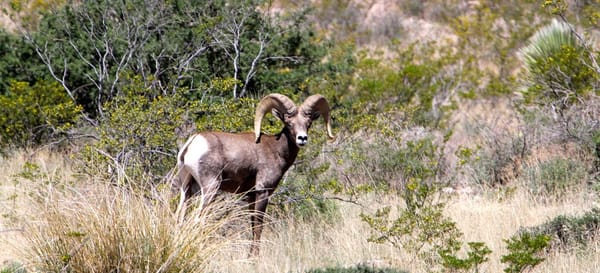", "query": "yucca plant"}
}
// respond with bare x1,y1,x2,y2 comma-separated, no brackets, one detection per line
519,19,597,108
519,19,577,69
